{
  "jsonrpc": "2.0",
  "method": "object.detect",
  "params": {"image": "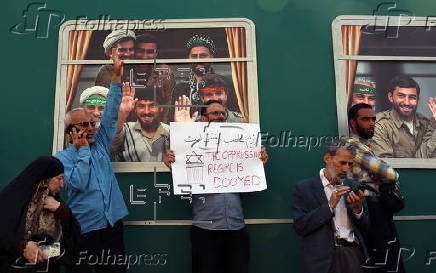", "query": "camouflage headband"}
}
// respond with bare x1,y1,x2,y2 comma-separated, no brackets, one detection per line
353,84,376,95
186,34,216,55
